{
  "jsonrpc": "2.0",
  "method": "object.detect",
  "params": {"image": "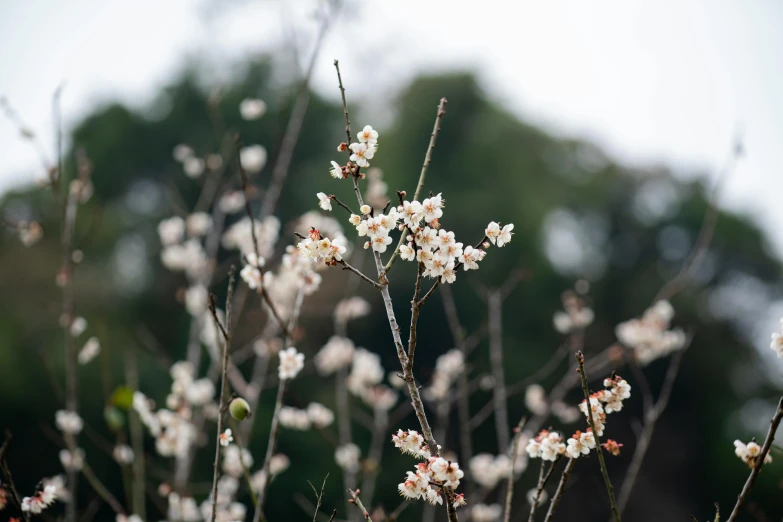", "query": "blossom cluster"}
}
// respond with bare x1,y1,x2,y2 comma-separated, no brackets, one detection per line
578,375,632,436
397,457,466,509
21,485,57,514
392,429,433,460
335,443,362,473
425,349,465,401
616,300,686,365
468,453,512,489
553,290,594,334
734,440,772,468
346,348,398,410
279,403,335,431
295,228,348,265
525,430,567,461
